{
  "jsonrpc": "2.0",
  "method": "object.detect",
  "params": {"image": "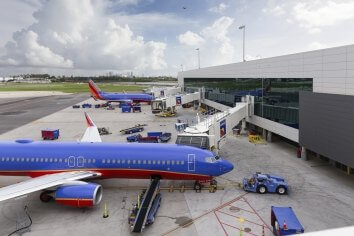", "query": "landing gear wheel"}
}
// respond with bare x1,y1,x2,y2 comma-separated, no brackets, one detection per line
276,186,287,195
194,181,202,192
257,185,267,194
40,191,53,203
